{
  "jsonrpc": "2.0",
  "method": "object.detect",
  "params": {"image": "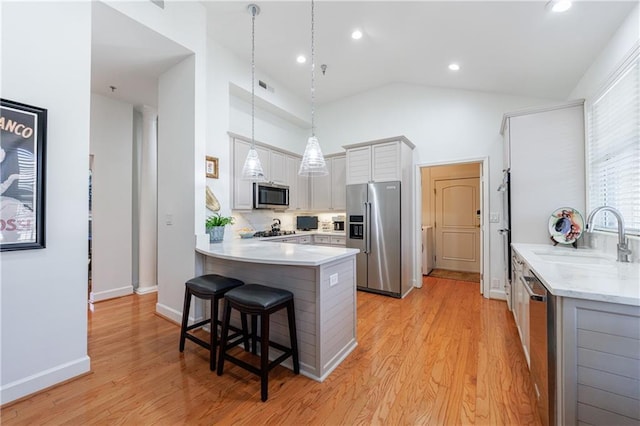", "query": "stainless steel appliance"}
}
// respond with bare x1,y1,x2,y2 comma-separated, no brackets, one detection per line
253,182,289,209
333,221,344,231
346,182,401,297
522,268,556,426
